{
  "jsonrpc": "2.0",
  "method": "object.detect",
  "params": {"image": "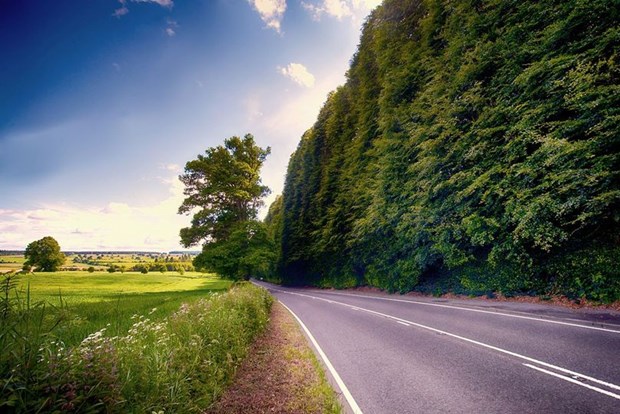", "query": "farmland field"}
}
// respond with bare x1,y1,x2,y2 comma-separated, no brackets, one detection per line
7,271,230,345
0,252,197,273
0,254,26,272
16,271,226,303
1,270,271,412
